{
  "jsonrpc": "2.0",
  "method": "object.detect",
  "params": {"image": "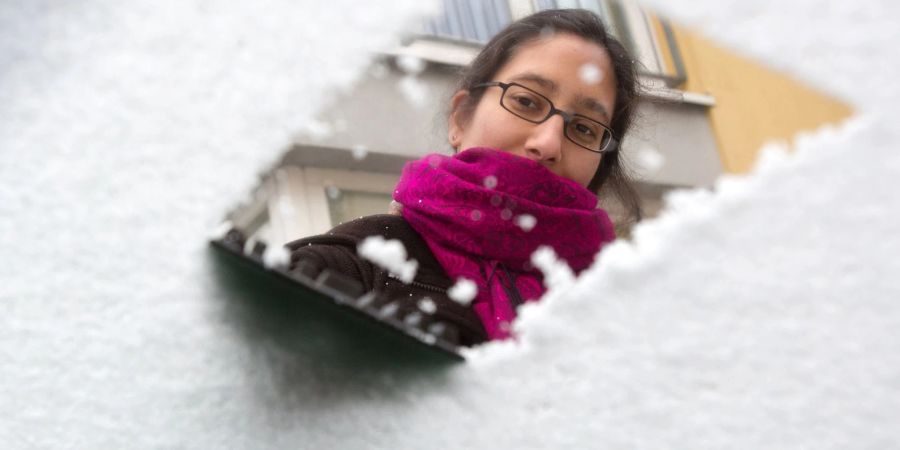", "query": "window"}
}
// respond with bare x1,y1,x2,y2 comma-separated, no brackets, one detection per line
418,0,685,87
252,166,399,247
326,189,395,227
218,146,414,253
422,0,512,43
